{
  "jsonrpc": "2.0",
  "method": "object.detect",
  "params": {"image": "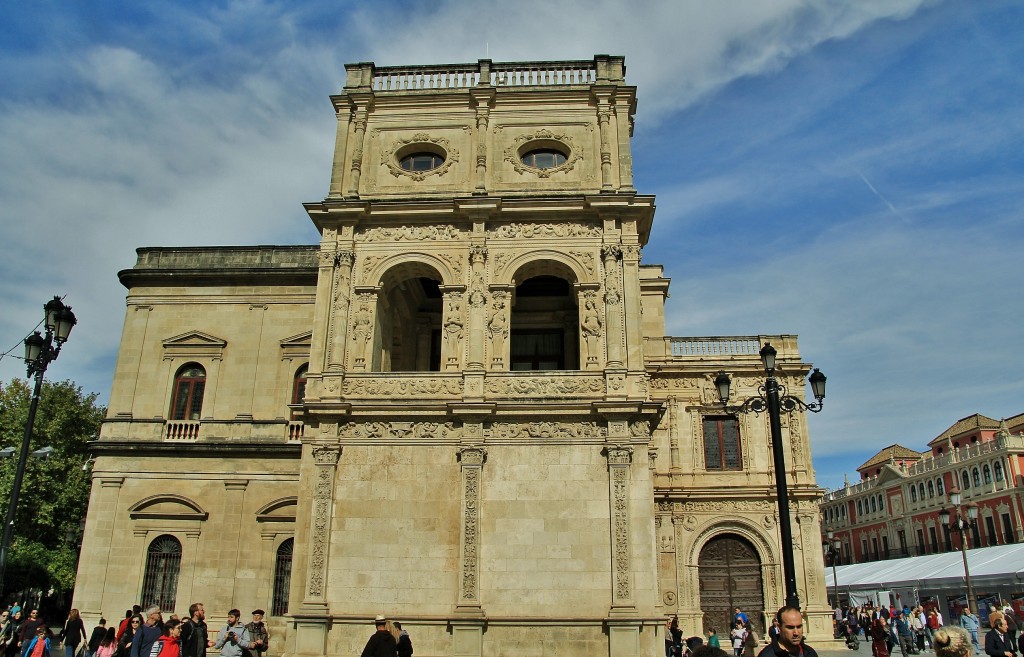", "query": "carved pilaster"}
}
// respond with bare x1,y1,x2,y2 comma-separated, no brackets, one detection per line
327,250,355,371
457,446,487,614
487,290,509,370
620,242,643,370
349,291,377,371
303,445,341,609
602,245,624,368
442,290,465,371
471,89,494,194
579,289,604,369
346,104,369,197
605,444,634,612
594,90,614,190
467,246,488,370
